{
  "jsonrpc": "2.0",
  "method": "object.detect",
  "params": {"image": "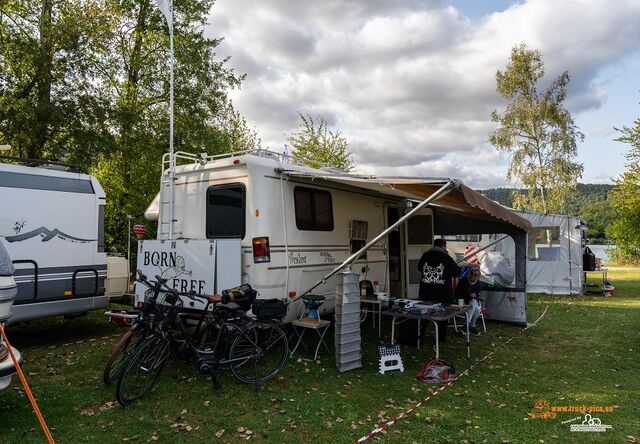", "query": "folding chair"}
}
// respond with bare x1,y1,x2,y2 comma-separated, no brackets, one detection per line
452,299,486,333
